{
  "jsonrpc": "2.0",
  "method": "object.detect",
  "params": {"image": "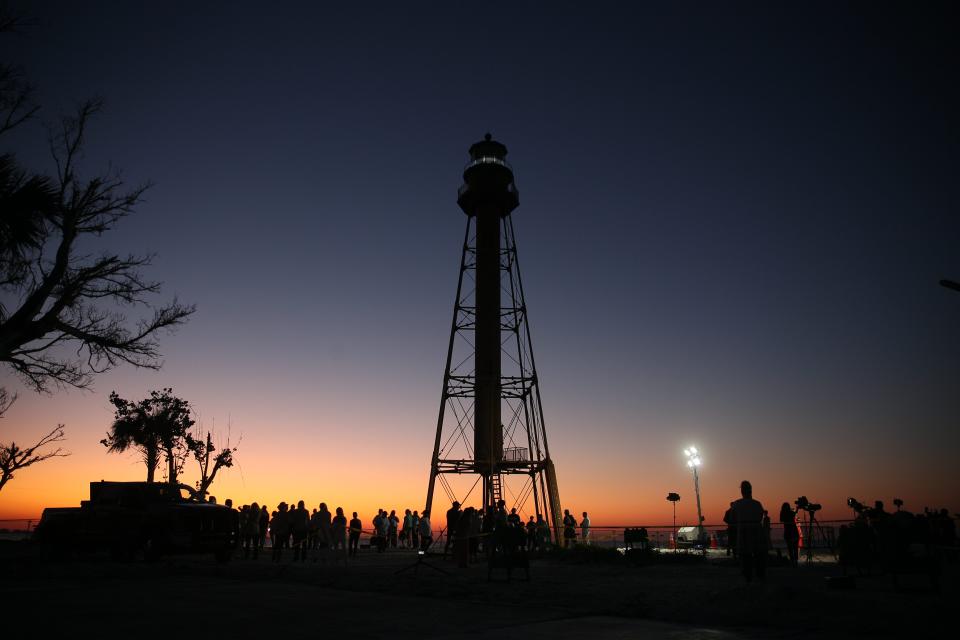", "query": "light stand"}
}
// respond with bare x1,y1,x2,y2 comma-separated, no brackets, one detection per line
666,493,680,553
684,447,705,546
